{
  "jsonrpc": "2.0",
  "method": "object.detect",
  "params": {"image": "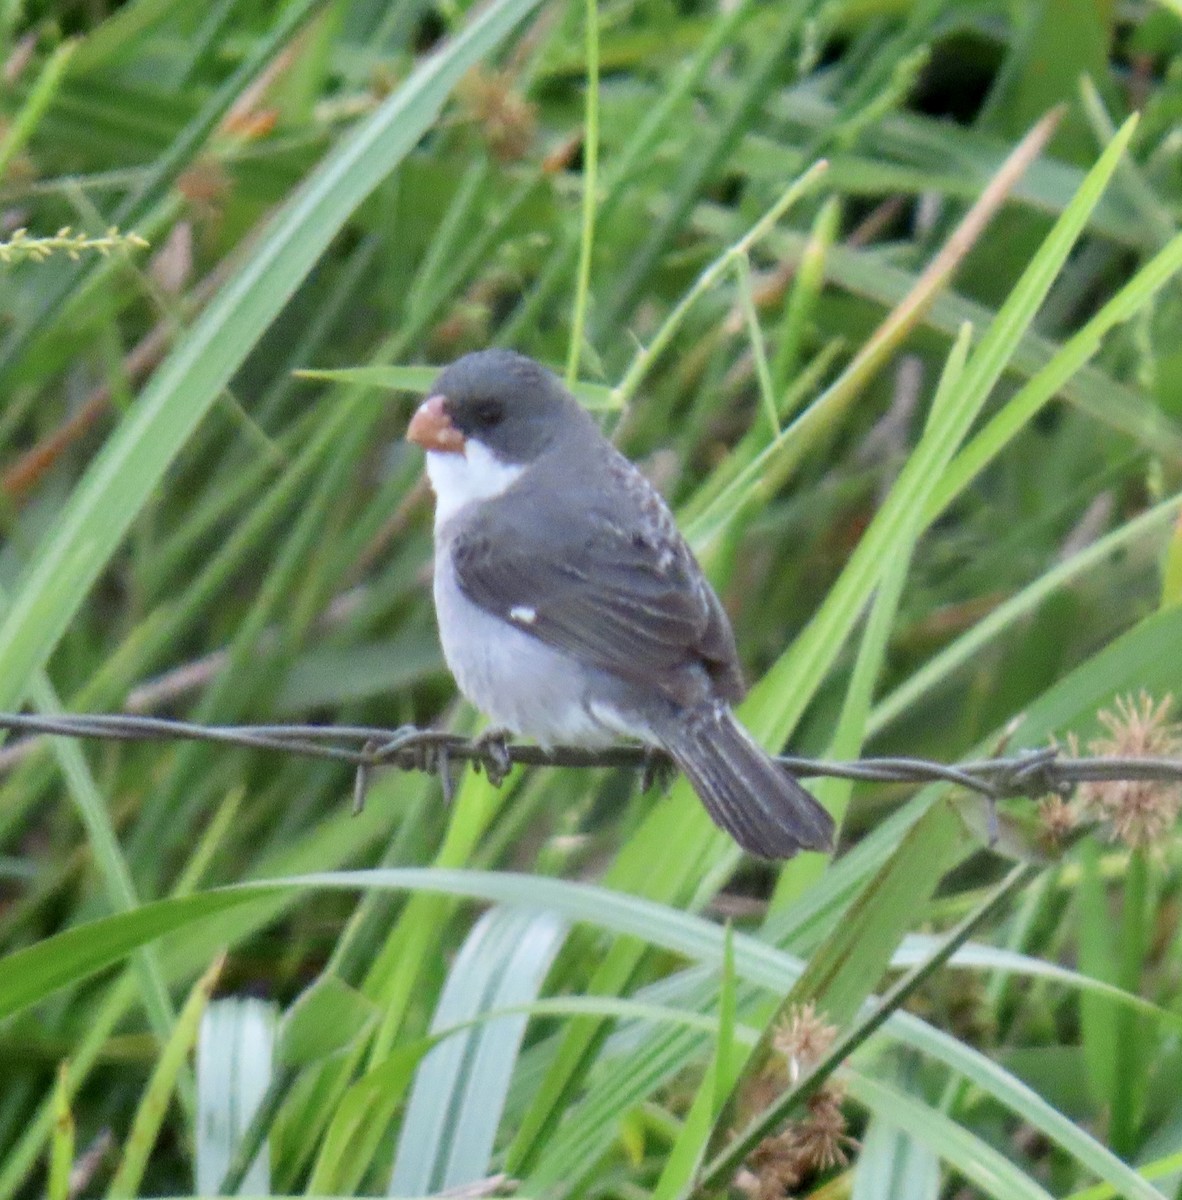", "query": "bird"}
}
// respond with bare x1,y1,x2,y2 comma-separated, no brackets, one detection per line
406,348,834,859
